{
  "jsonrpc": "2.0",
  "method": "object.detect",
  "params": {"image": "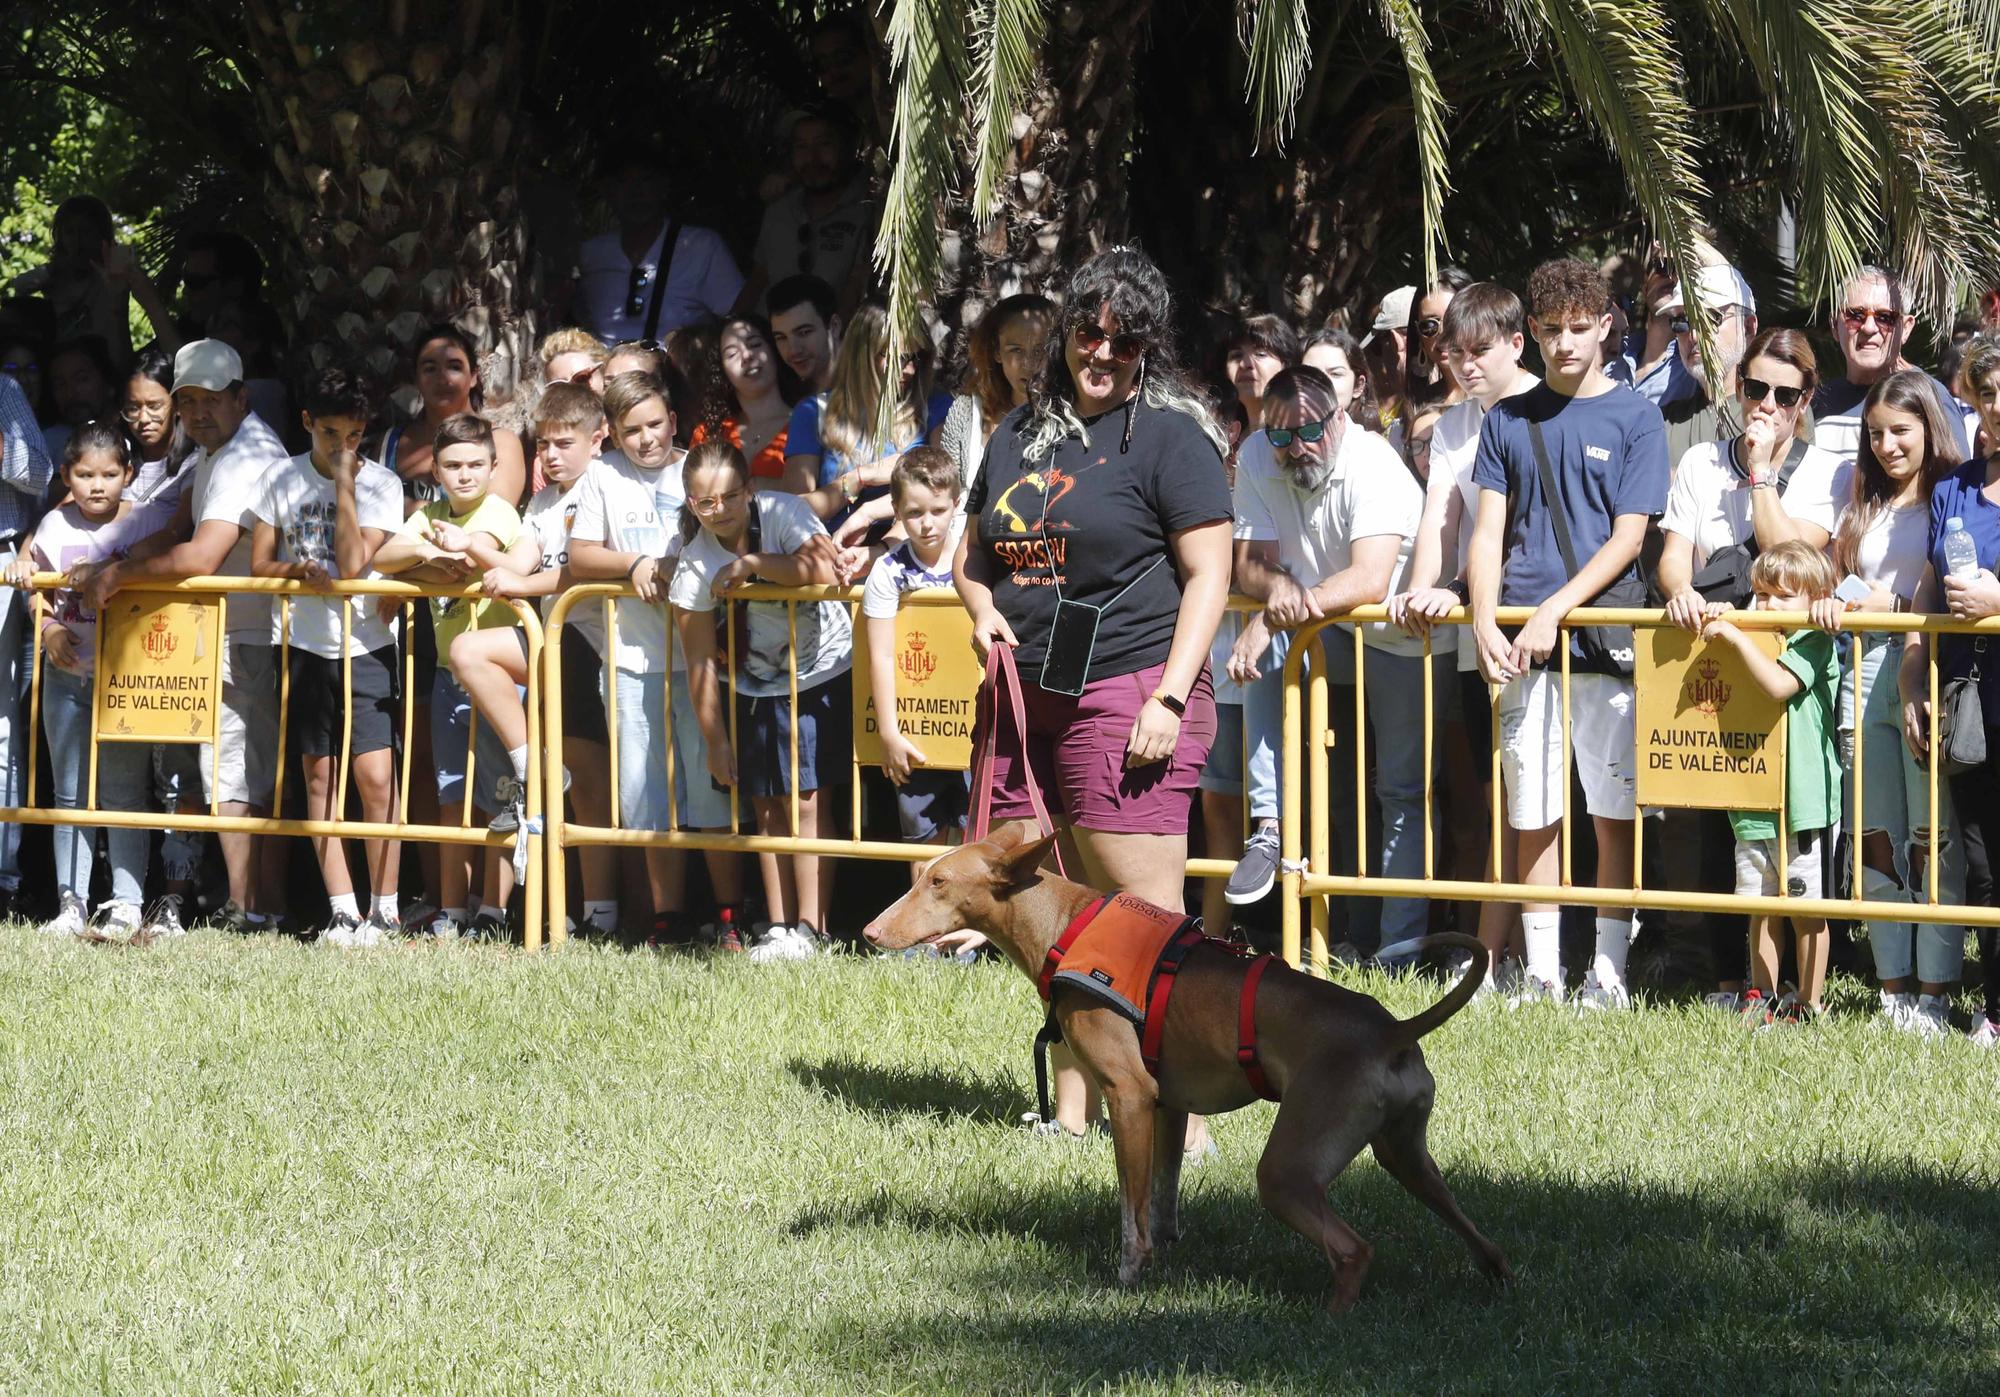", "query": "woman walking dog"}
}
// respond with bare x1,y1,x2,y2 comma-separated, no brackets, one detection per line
954,245,1234,1147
